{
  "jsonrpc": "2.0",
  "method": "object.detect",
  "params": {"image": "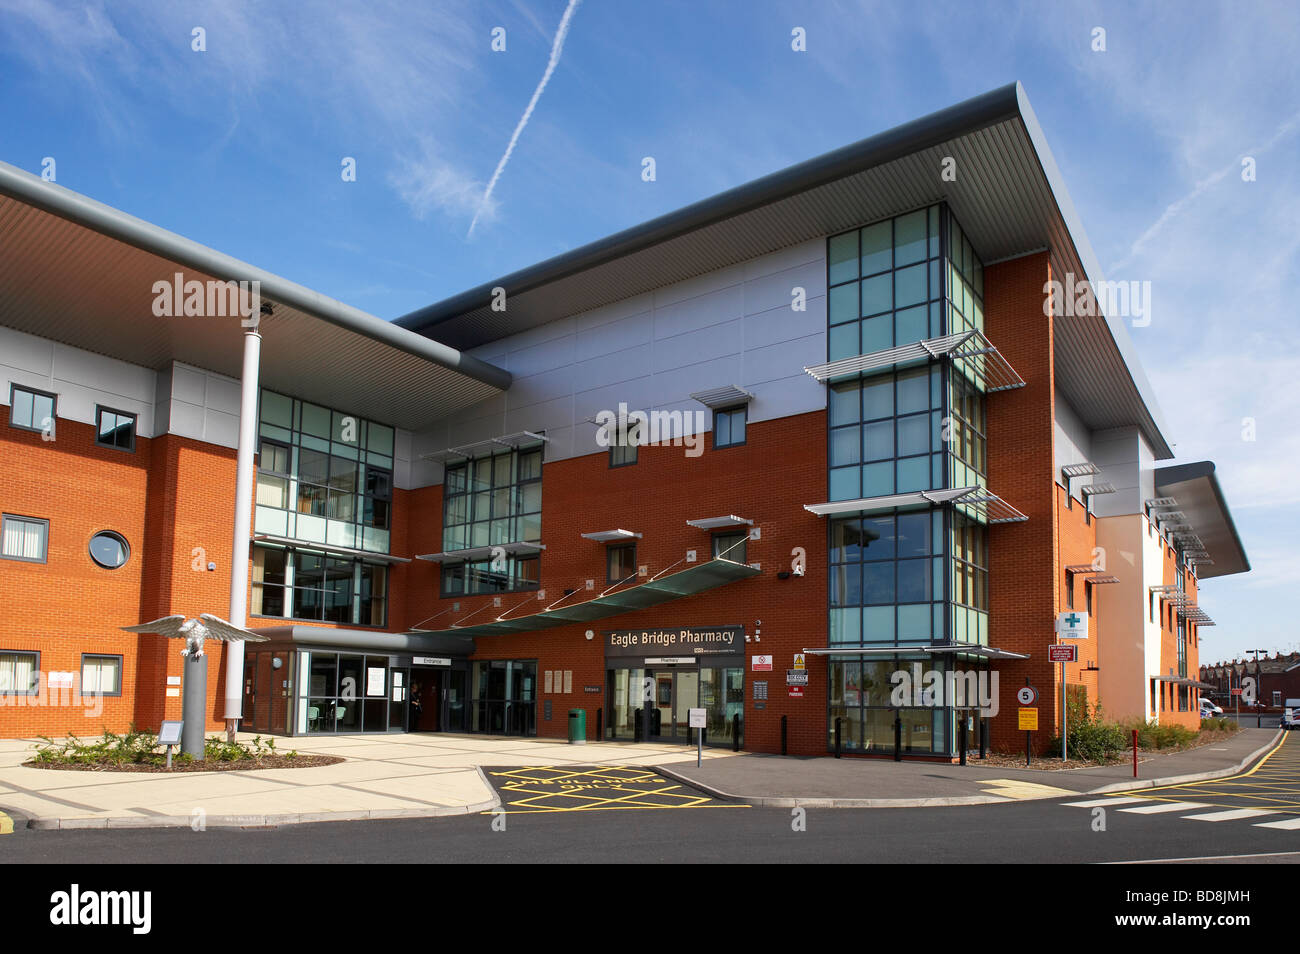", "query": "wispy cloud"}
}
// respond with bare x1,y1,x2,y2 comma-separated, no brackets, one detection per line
467,0,582,237
1110,110,1300,274
389,137,493,222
